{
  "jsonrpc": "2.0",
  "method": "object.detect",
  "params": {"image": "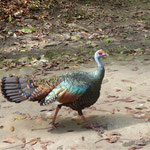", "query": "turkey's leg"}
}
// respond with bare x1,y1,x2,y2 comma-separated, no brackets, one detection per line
50,105,62,128
78,110,101,132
